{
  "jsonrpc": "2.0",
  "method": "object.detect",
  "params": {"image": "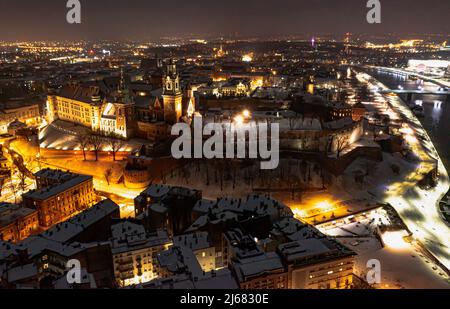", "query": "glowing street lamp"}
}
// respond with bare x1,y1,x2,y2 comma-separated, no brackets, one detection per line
381,231,409,250
242,54,253,63
234,115,244,126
